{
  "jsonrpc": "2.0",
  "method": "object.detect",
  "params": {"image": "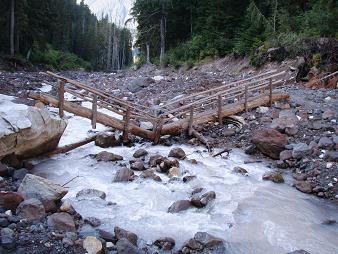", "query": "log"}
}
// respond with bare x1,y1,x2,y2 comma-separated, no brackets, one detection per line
28,92,155,140
46,135,97,156
122,107,131,142
91,95,97,129
213,148,232,157
58,80,65,118
190,128,211,151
